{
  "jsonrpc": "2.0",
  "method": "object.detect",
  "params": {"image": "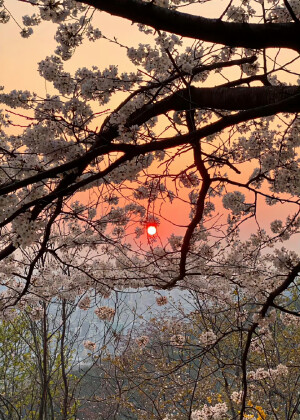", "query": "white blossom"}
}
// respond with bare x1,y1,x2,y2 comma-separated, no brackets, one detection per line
199,330,217,347
191,403,228,419
94,306,115,321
